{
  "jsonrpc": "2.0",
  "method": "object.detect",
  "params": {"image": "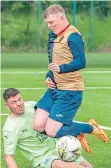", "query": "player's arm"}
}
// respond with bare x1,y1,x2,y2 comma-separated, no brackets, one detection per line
46,31,57,89
49,33,86,74
3,130,18,168
5,154,18,168
59,32,86,73
46,70,55,82
45,71,56,89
